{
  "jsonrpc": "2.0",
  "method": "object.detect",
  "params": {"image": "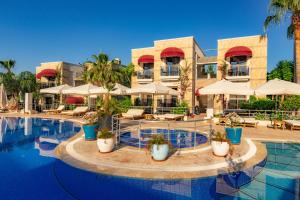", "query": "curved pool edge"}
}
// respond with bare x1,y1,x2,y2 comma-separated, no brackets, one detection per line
57,134,267,180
